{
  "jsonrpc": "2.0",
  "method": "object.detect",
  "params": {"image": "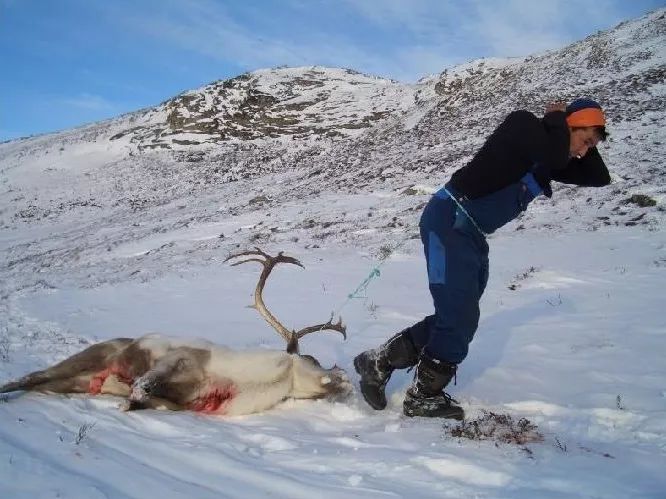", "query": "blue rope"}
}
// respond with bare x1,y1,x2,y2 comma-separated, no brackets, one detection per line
347,267,381,299
441,187,488,236
327,233,415,322
328,187,485,324
331,187,485,322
